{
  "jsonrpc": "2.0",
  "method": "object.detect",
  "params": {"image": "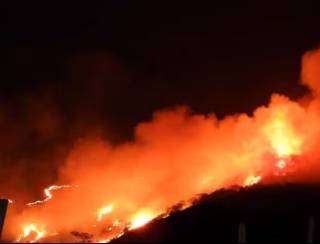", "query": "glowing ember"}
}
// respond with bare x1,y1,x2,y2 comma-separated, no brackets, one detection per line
27,185,74,206
15,224,46,243
244,175,262,186
97,205,113,222
129,210,156,230
276,159,287,170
